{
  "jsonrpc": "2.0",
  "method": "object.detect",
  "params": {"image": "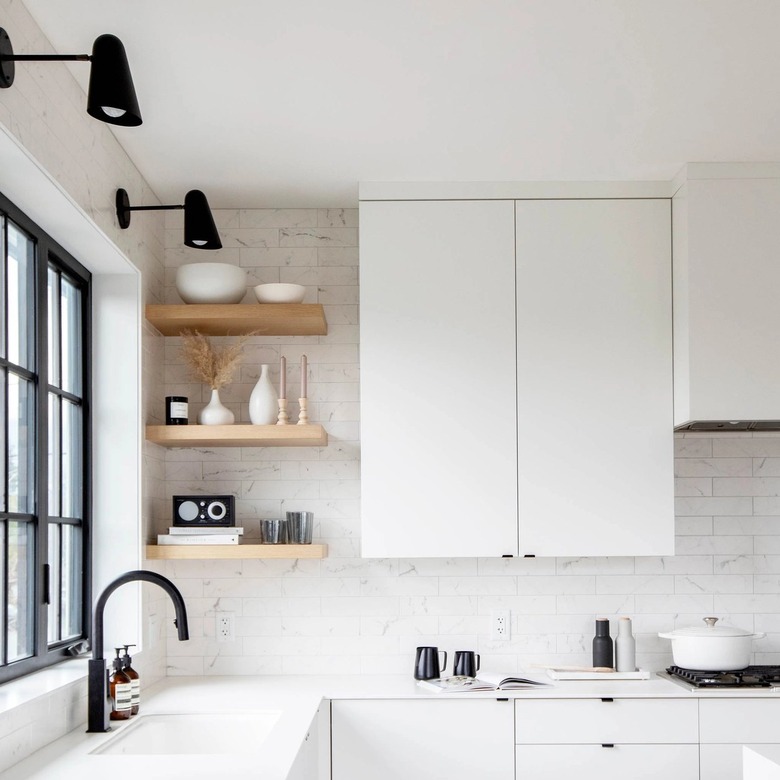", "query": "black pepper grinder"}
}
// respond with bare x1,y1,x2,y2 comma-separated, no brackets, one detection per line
592,617,614,669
